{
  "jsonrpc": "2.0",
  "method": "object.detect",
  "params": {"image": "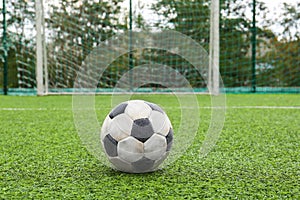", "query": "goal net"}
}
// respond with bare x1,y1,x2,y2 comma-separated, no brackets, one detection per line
1,0,299,95
1,0,220,95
